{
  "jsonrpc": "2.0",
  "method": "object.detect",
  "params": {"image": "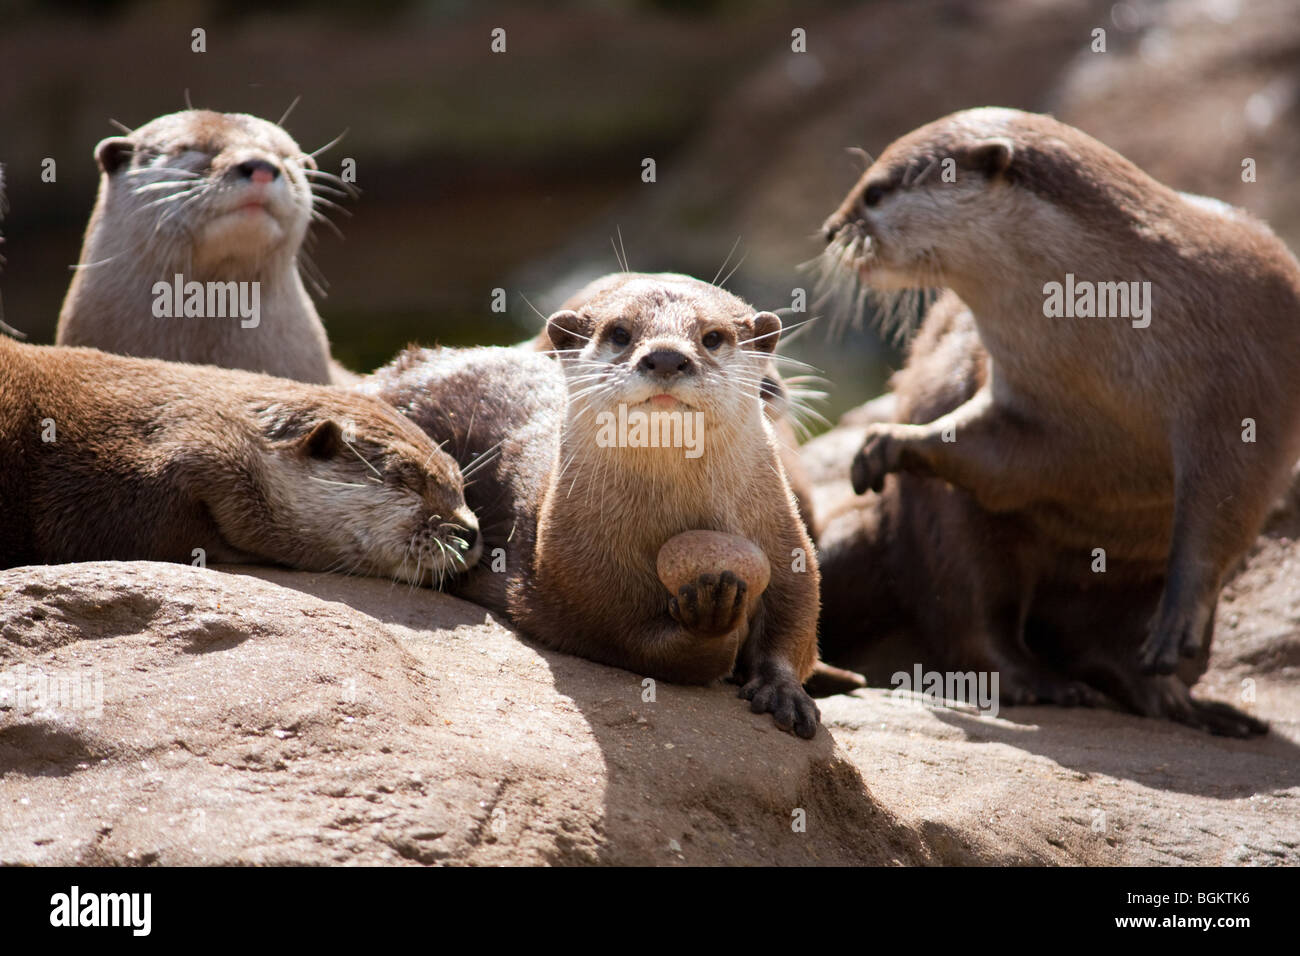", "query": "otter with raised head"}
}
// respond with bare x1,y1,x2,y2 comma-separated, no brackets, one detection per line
525,272,819,531
0,333,479,583
56,109,351,384
363,273,824,737
818,107,1300,735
